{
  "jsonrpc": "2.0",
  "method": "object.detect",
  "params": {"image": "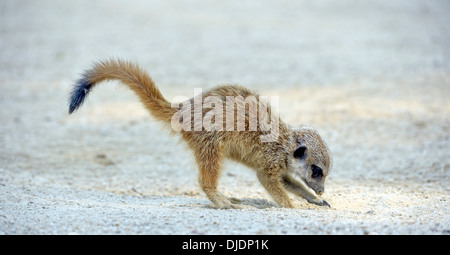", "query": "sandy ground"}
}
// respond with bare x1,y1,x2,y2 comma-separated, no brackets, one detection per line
0,0,449,234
